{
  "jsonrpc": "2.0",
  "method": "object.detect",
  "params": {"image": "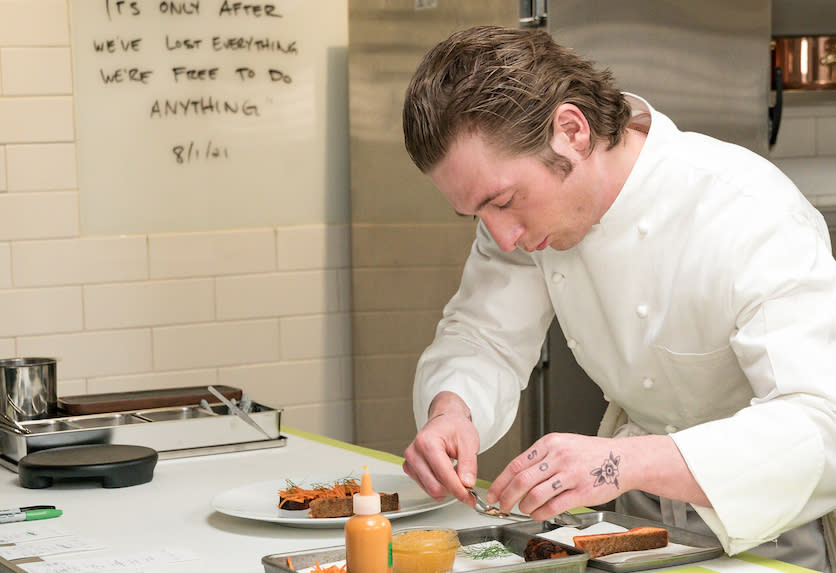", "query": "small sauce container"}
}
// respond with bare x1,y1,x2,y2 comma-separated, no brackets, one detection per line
391,527,459,573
